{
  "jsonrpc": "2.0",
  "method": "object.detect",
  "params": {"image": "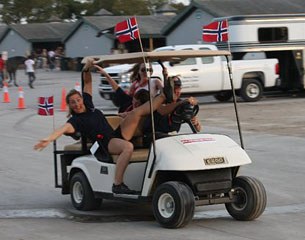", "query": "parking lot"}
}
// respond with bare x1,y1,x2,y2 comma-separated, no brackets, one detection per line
0,69,305,239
